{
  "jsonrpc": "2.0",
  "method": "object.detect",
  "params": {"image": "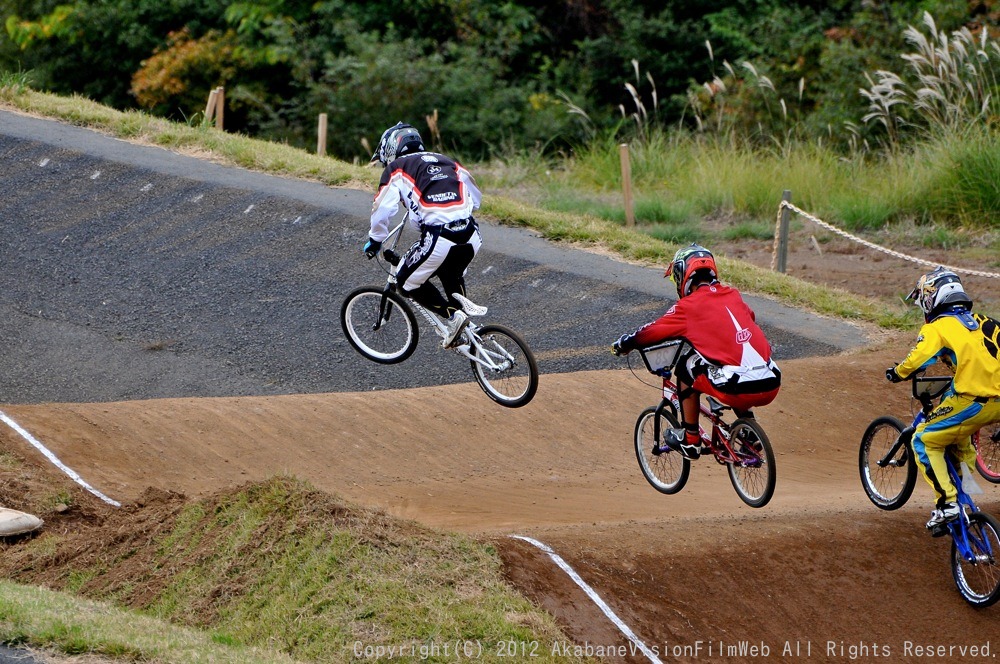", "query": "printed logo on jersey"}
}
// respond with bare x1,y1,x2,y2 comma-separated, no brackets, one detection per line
427,164,448,181
406,233,434,267
427,165,442,175
427,191,458,203
979,315,1000,360
421,155,439,162
928,404,954,422
725,306,752,343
